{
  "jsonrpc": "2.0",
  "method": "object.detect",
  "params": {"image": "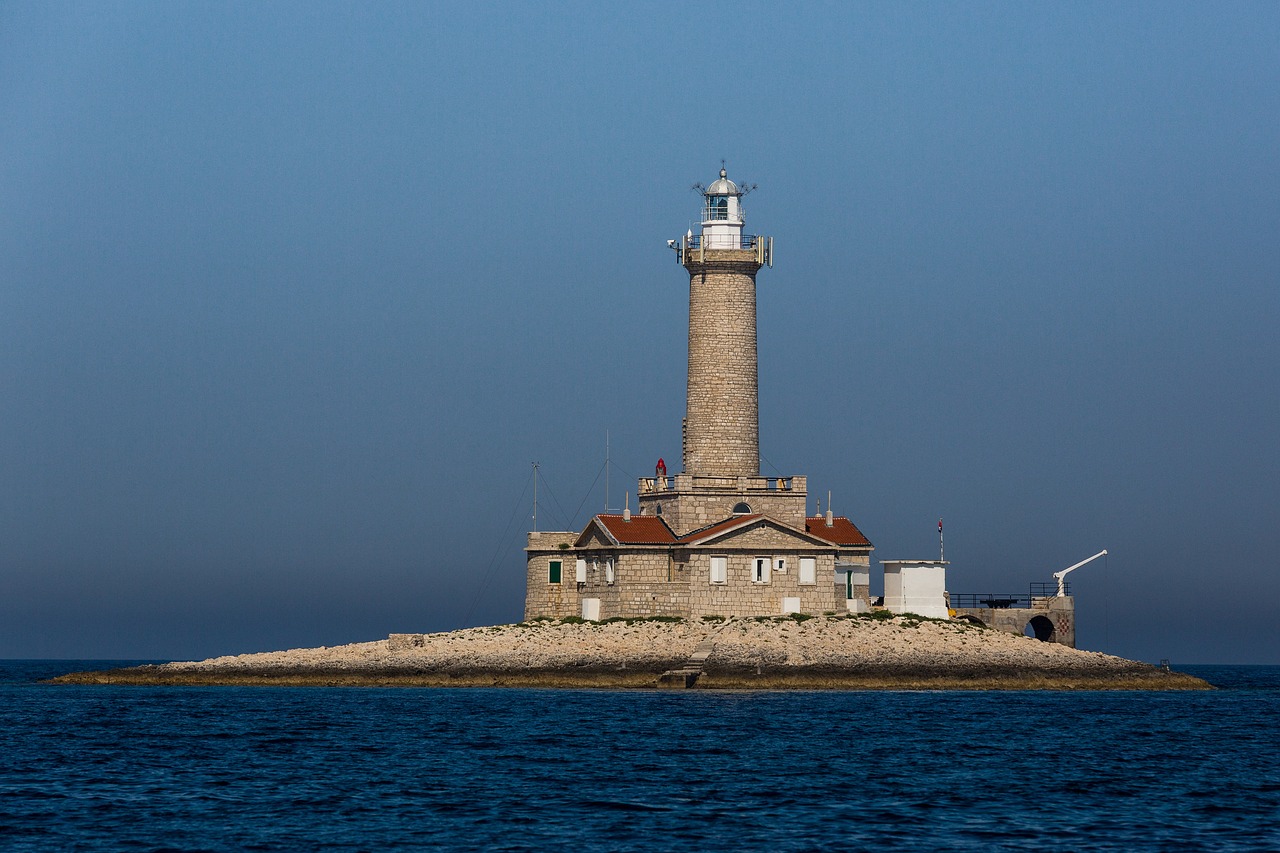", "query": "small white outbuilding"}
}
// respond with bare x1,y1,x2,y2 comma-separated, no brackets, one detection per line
881,560,949,619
